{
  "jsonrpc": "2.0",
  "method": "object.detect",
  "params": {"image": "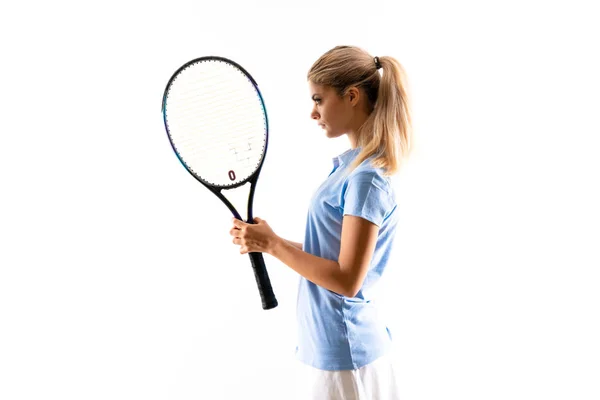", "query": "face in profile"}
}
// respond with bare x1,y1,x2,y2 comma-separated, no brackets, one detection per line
308,81,355,139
